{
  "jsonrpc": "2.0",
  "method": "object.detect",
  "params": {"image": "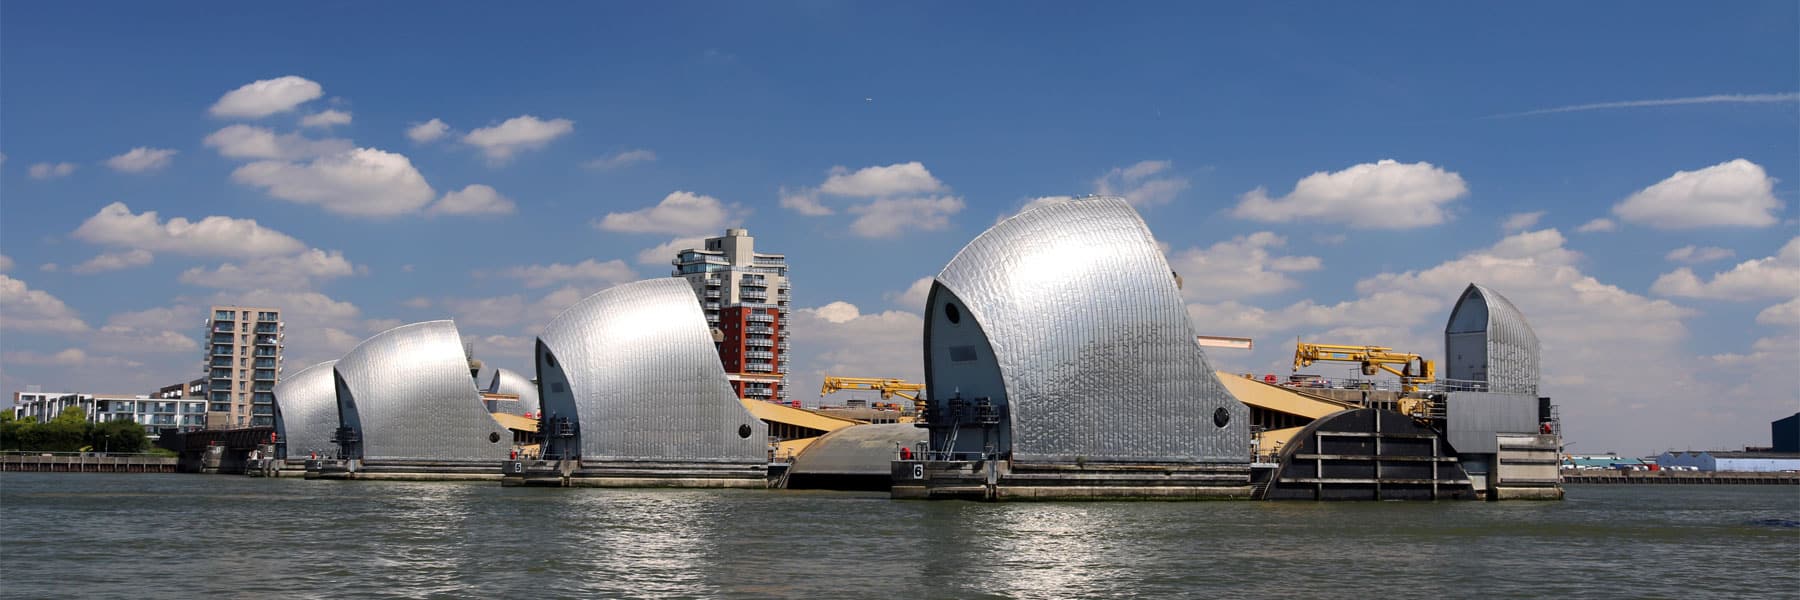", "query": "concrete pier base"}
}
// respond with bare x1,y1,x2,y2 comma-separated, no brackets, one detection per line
306,458,502,481
891,459,1252,501
501,459,768,488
